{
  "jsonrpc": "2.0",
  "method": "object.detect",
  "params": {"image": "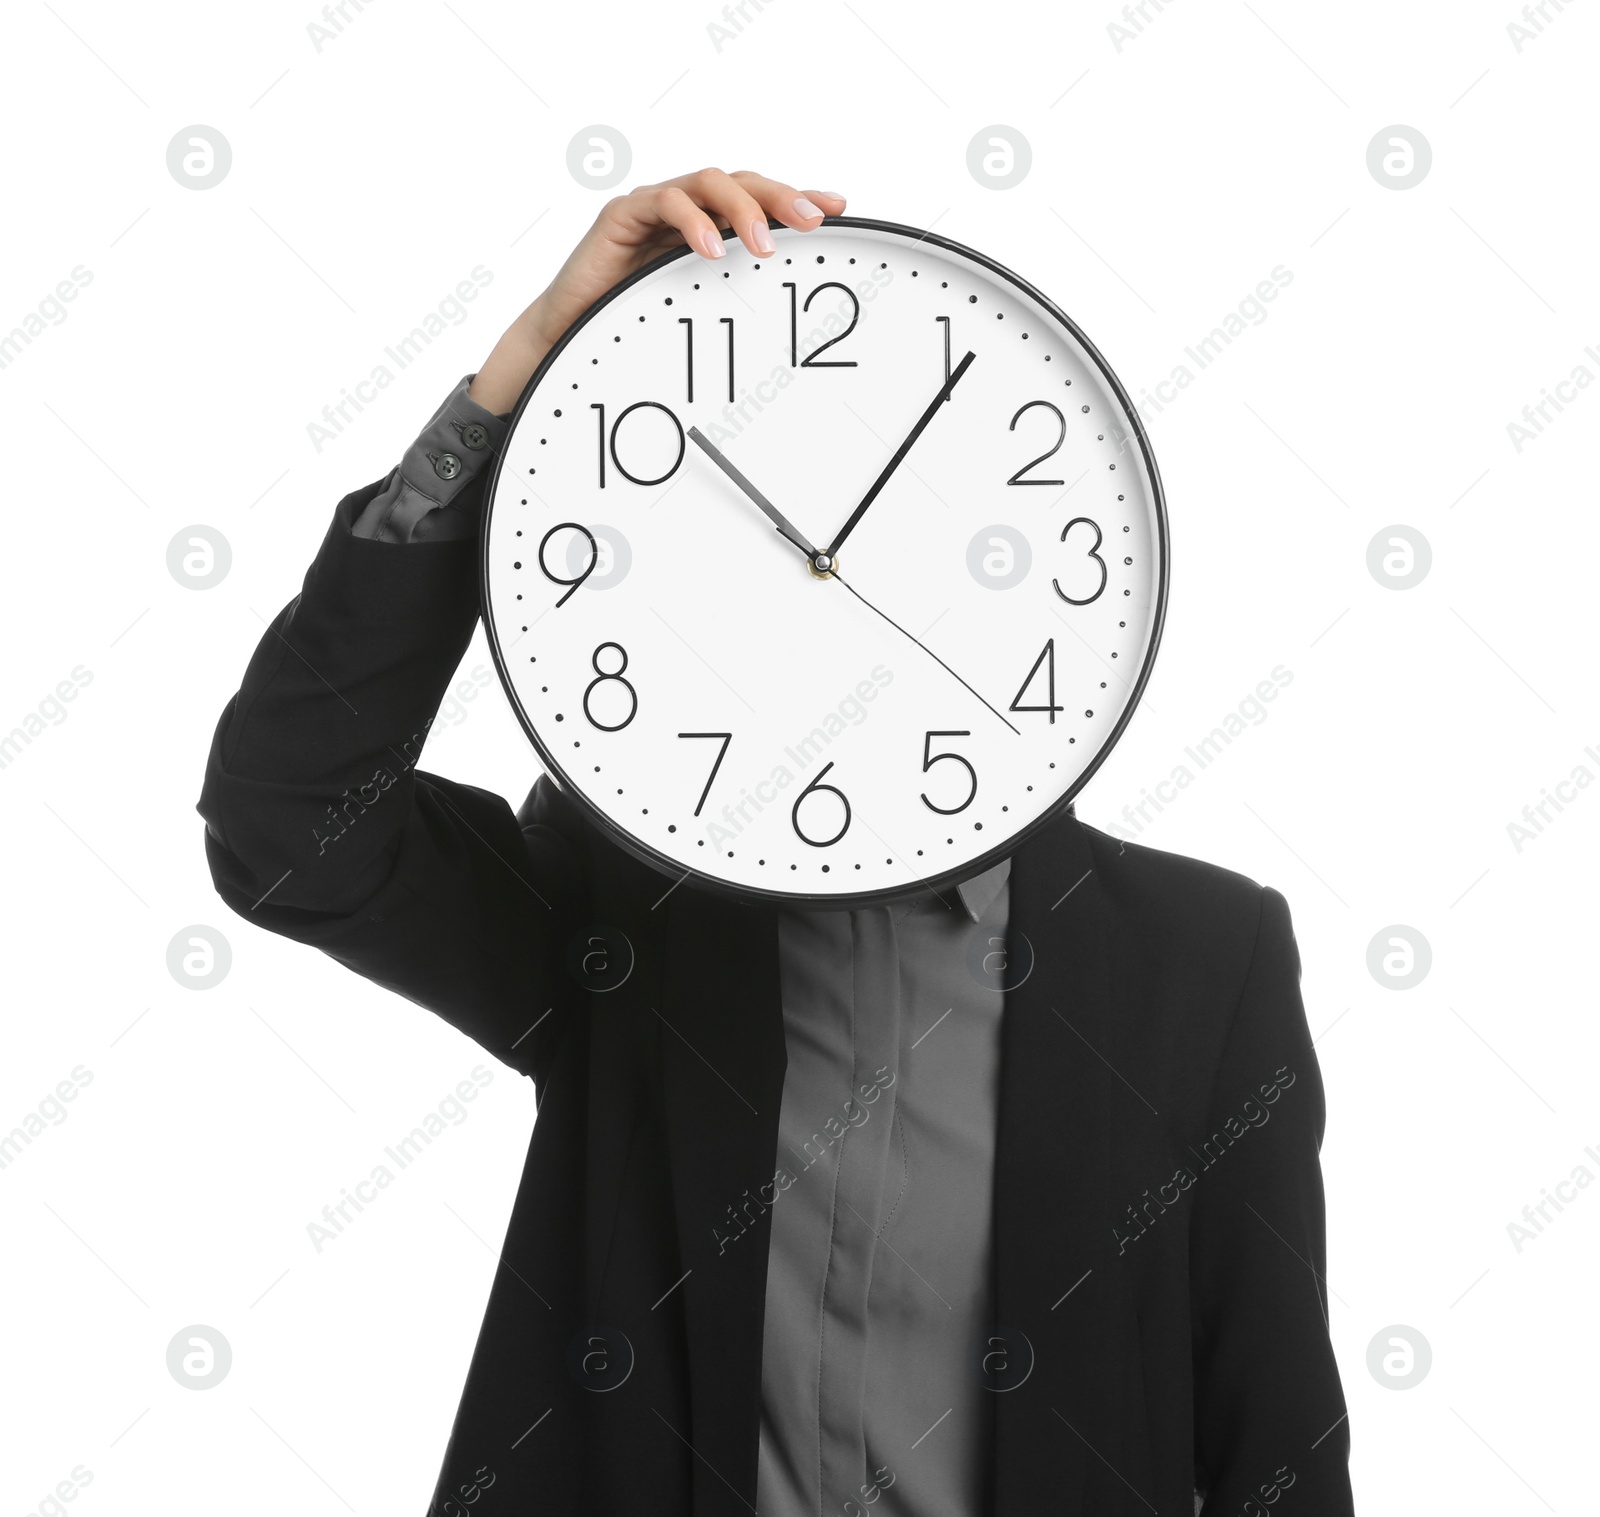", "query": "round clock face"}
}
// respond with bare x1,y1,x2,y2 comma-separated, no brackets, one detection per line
482,217,1167,905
